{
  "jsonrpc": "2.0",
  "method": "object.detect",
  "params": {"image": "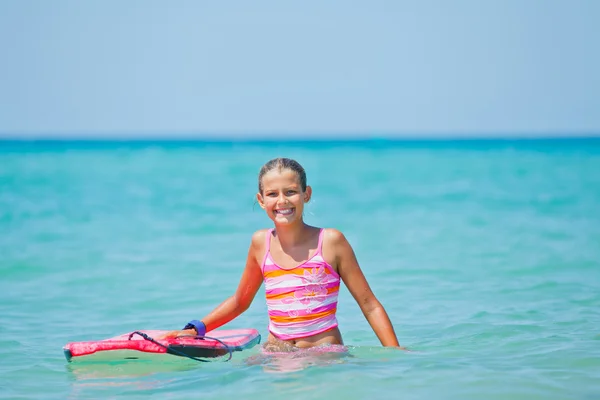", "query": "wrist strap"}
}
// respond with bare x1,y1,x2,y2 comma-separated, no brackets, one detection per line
183,319,206,336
